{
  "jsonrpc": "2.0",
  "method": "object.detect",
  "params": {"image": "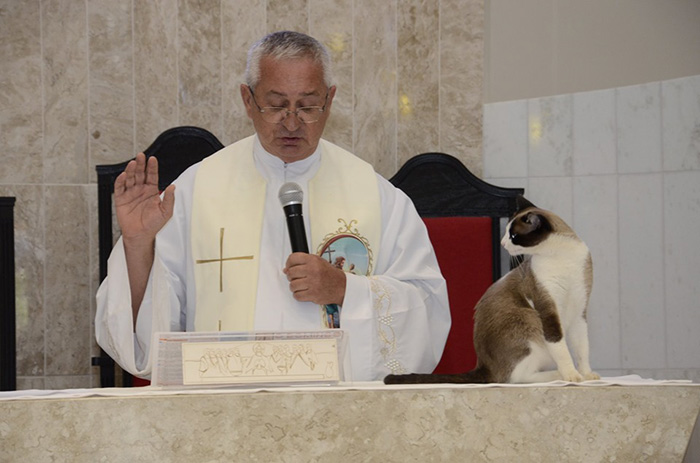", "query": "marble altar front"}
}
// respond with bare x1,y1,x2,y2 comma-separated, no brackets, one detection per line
1,380,698,462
